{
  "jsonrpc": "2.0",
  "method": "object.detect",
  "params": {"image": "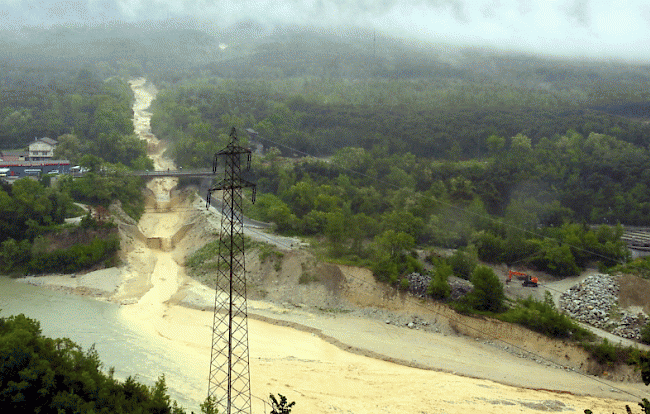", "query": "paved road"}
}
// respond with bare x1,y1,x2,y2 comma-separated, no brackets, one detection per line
197,190,305,250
